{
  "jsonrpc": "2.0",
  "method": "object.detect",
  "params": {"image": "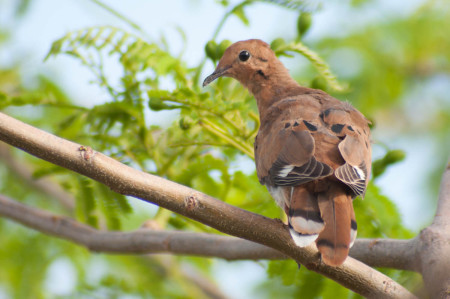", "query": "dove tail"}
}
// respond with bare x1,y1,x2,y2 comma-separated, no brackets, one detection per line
316,184,357,266
287,187,324,247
